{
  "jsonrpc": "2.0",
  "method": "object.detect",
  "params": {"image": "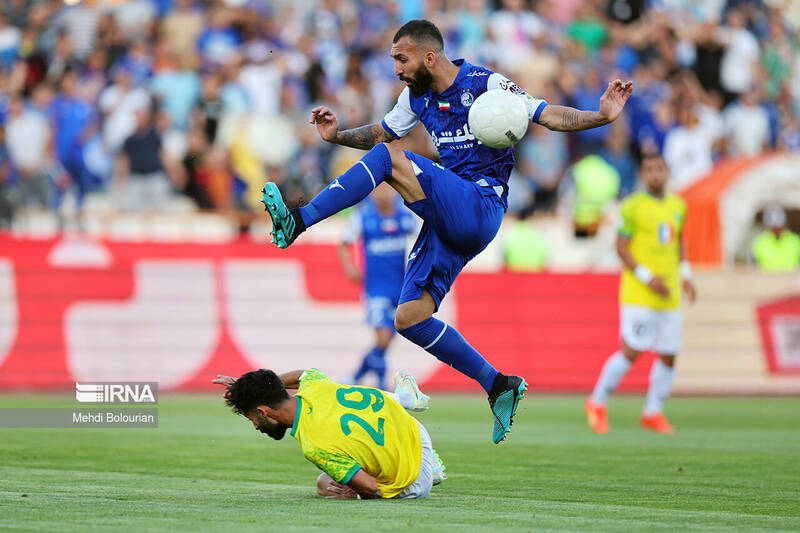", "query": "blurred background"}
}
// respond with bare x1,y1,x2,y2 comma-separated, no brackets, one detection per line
0,0,798,395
